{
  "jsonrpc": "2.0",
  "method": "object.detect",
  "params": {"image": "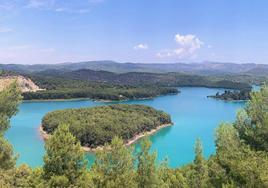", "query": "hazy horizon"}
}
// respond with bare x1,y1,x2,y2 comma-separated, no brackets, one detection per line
0,0,268,64
0,60,264,66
